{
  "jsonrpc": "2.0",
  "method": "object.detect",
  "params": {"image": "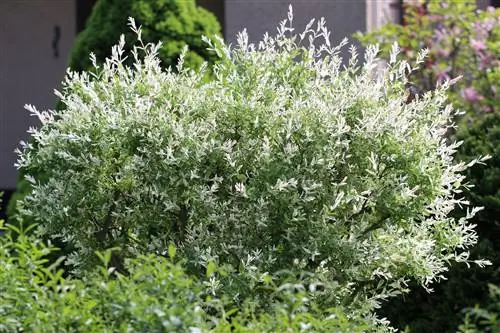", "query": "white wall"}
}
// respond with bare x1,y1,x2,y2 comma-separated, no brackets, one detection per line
0,0,75,189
